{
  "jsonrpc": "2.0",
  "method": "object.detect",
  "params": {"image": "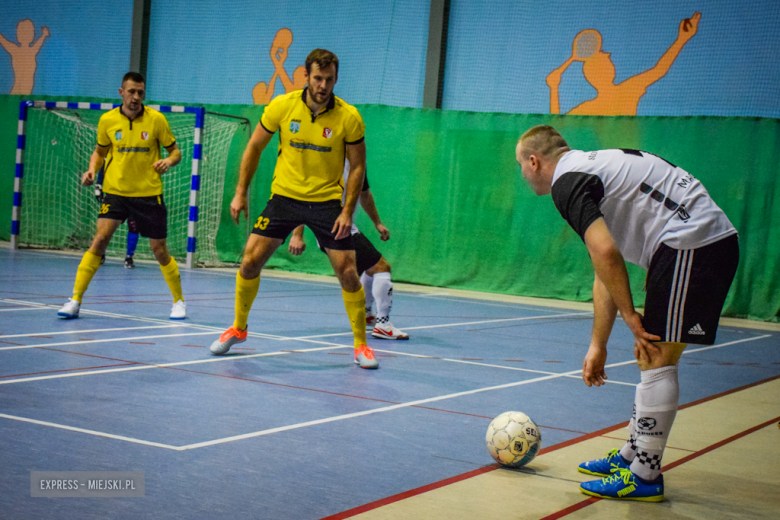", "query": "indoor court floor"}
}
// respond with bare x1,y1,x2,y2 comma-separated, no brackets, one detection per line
0,243,778,519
